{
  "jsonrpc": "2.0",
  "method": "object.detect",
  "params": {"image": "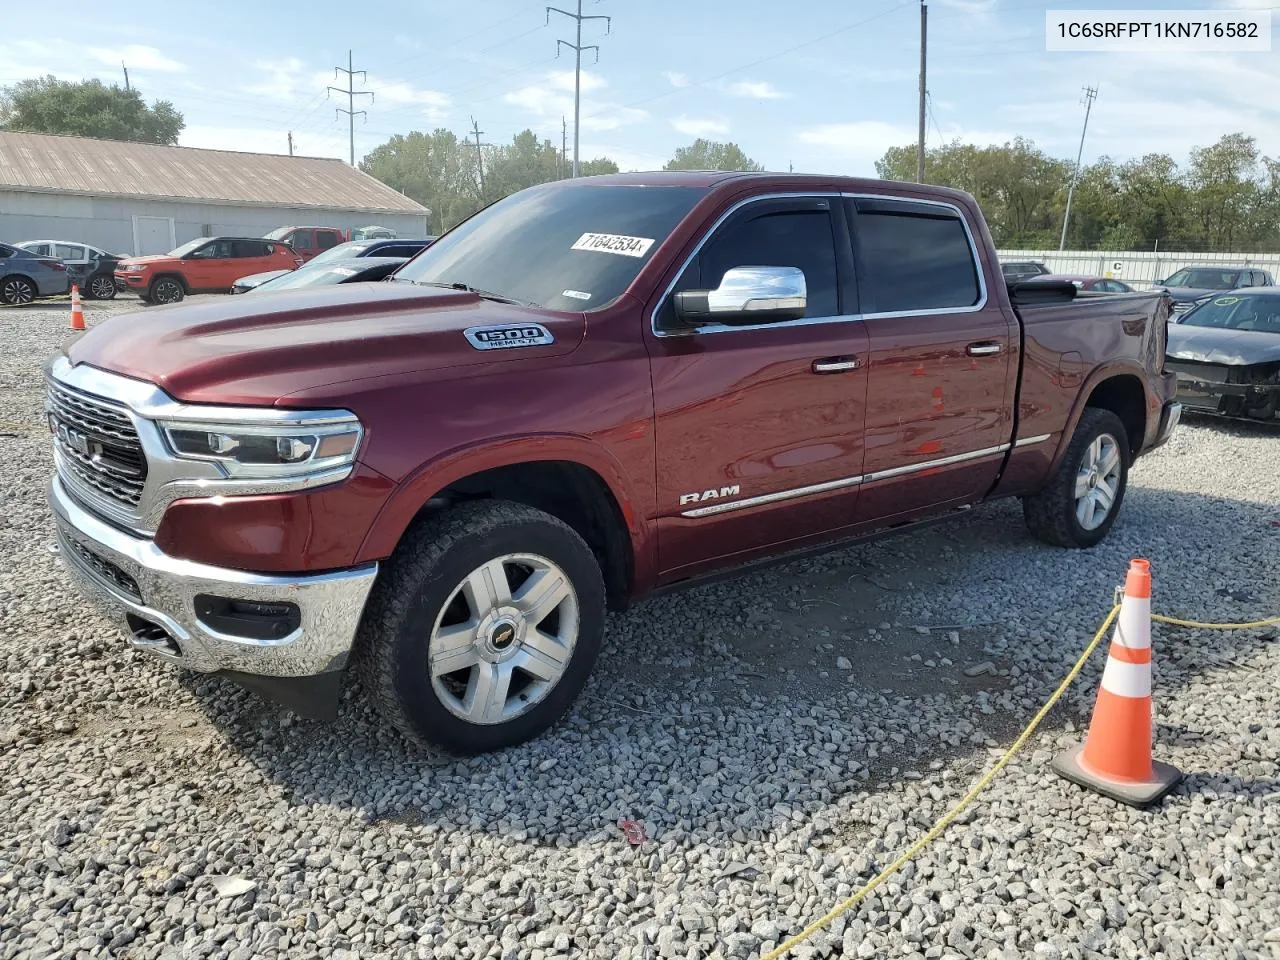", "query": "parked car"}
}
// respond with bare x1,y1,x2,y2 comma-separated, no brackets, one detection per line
114,238,303,304
1001,260,1050,283
1021,273,1134,293
1151,264,1275,317
264,226,346,263
46,171,1179,753
248,257,409,293
0,242,71,305
15,241,121,300
350,225,397,241
1165,288,1280,424
231,238,435,293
